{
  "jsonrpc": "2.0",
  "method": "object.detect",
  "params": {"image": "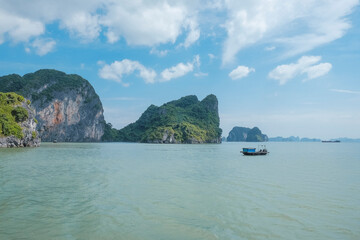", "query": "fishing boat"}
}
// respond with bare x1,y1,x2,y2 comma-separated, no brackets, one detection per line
241,145,268,156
